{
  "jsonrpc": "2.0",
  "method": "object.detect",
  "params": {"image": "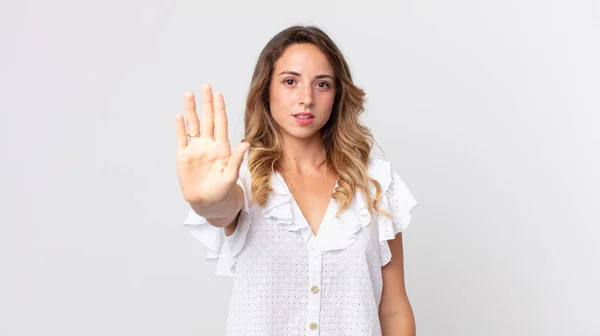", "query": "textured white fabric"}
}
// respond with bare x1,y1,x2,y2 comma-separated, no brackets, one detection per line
183,158,419,335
